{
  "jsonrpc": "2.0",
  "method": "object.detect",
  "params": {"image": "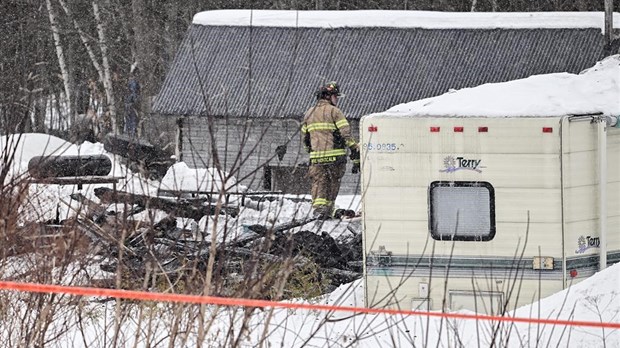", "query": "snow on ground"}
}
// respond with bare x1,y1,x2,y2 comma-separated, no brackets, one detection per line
3,261,616,347
159,162,241,194
510,263,620,347
192,192,361,245
254,263,619,347
156,161,362,242
1,133,161,222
